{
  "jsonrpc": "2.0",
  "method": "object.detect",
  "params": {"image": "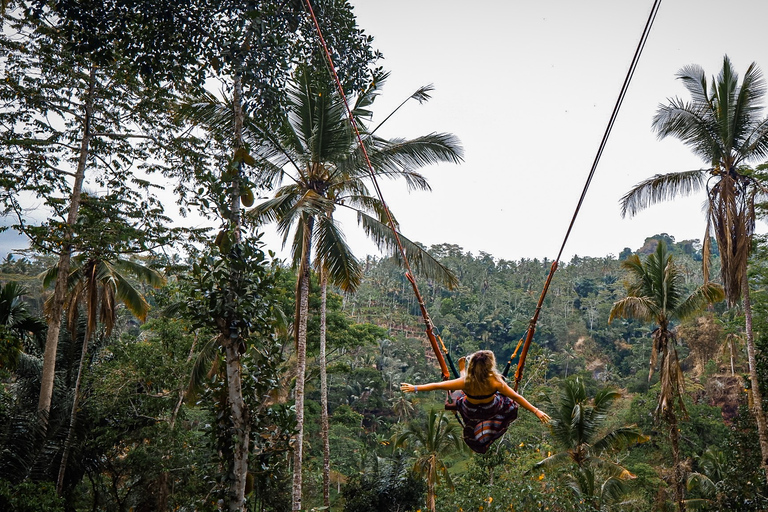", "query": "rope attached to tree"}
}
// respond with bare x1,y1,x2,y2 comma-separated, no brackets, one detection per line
303,0,663,389
303,0,451,379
